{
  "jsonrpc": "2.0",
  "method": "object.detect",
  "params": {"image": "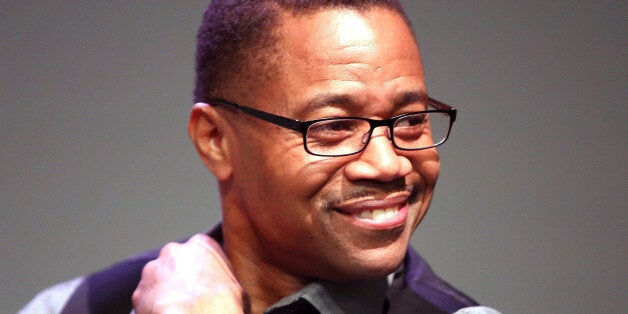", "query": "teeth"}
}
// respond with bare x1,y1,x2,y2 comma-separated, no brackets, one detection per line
359,211,373,219
372,209,385,221
357,207,398,221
